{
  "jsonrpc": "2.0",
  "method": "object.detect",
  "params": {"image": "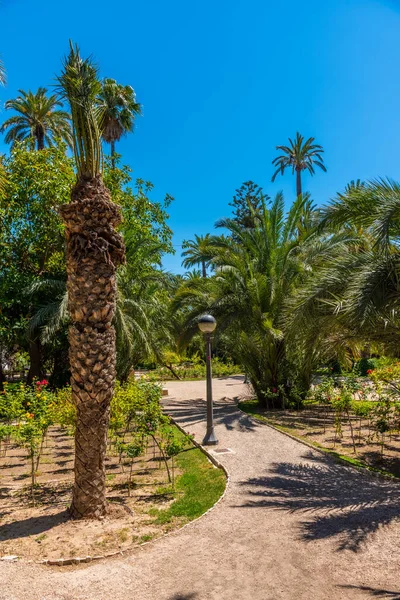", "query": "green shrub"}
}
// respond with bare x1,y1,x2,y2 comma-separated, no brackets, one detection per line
355,357,379,377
